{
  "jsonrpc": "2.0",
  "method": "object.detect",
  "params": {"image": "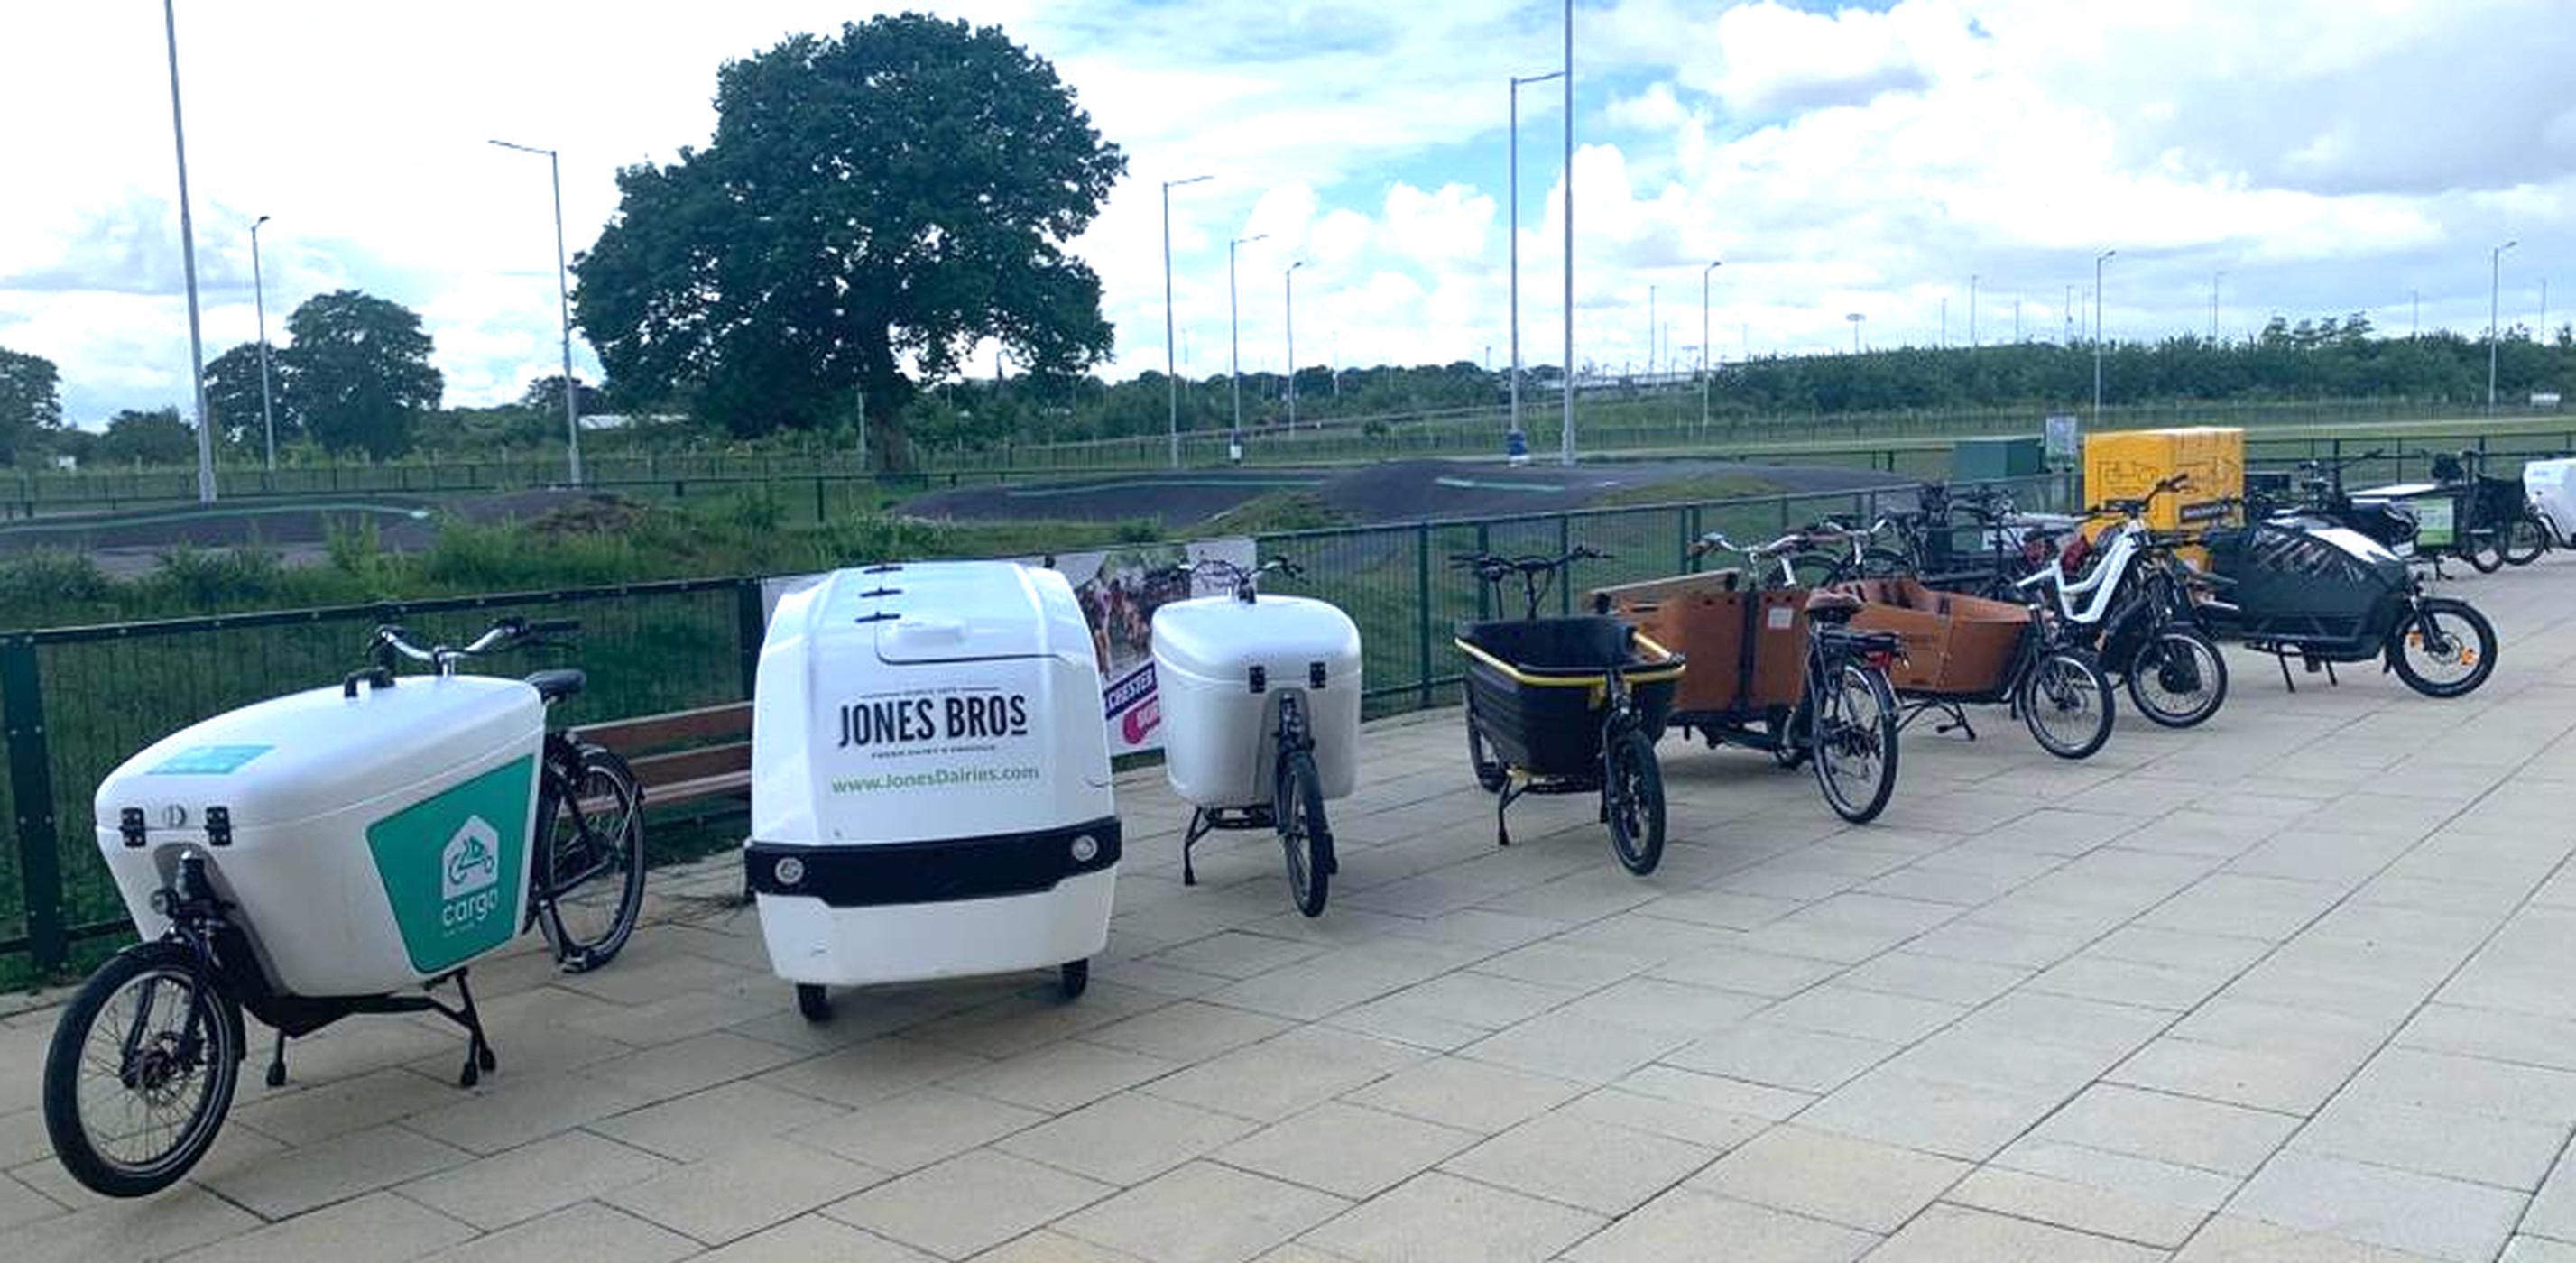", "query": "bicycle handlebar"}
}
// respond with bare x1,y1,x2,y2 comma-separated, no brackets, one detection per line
372,616,580,672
